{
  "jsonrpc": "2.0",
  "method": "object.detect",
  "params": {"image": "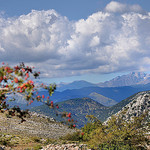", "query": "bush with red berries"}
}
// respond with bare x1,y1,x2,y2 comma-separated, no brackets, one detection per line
0,62,75,125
